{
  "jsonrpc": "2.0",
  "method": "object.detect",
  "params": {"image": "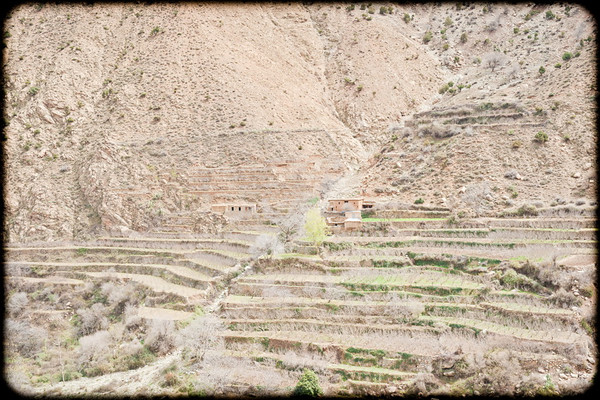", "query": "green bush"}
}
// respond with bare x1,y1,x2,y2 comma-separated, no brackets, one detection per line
538,66,545,75
516,204,538,216
414,198,424,204
562,52,573,61
294,369,323,397
534,131,548,143
423,31,433,44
